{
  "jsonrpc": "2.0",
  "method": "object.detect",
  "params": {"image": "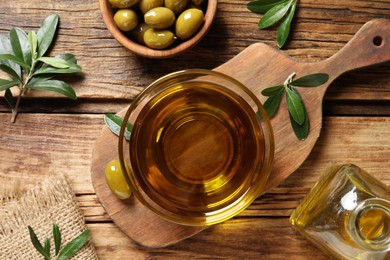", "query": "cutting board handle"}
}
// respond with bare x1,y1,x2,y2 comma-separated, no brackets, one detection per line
322,19,390,80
